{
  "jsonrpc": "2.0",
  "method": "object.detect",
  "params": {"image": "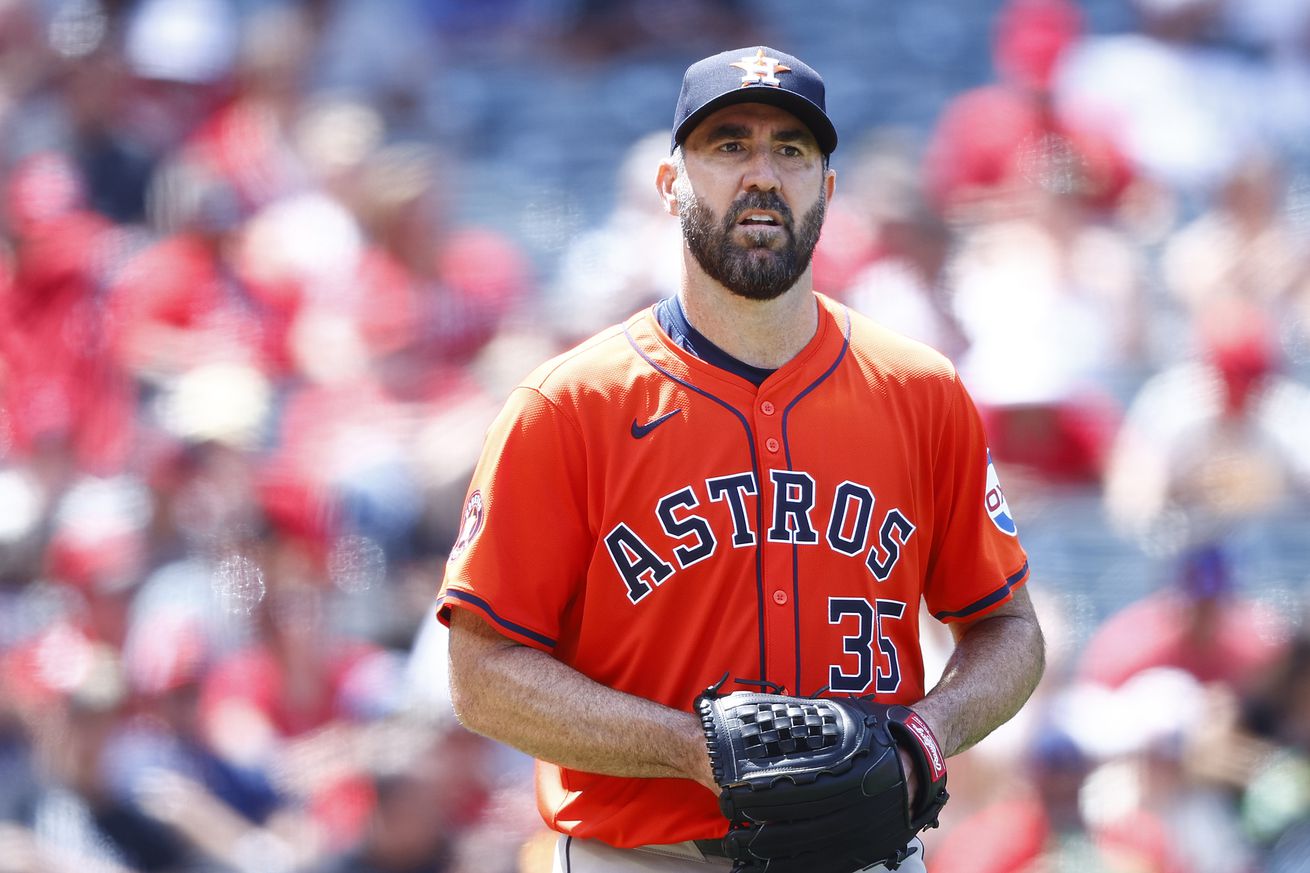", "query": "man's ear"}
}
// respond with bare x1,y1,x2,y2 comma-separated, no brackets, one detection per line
656,158,680,216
